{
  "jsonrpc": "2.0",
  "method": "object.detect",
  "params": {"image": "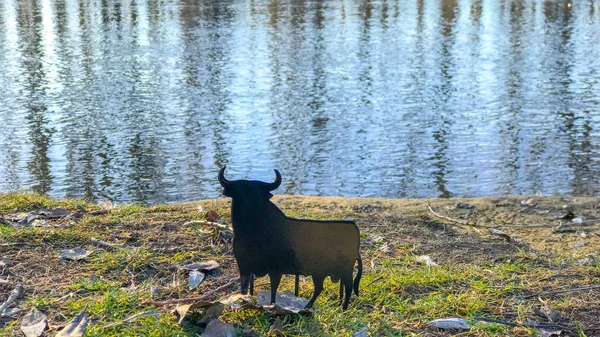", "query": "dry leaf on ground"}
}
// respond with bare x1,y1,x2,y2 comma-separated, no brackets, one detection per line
268,317,284,336
201,319,235,337
352,327,368,337
20,309,47,337
58,248,92,261
428,317,471,330
177,260,220,272
189,271,206,290
415,255,438,267
55,306,88,337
